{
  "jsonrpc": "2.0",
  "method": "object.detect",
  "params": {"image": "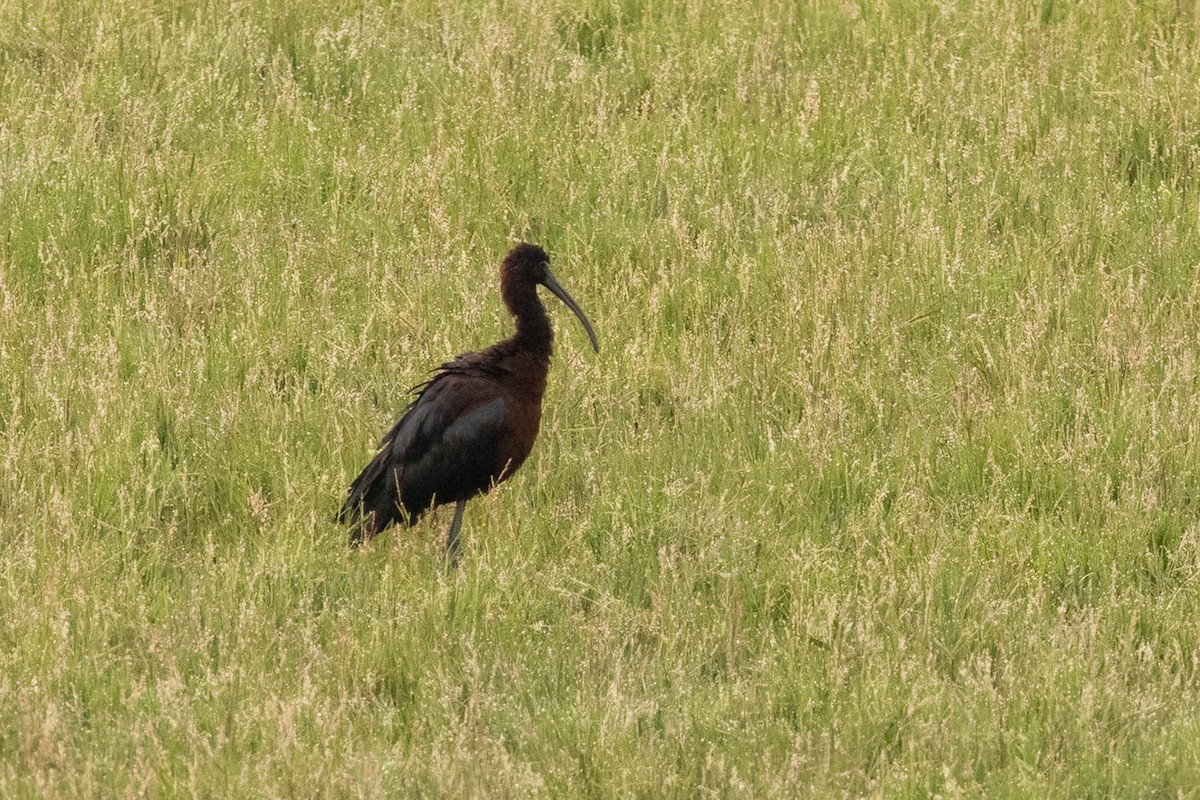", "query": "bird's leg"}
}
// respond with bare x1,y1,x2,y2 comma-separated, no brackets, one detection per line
445,500,467,565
